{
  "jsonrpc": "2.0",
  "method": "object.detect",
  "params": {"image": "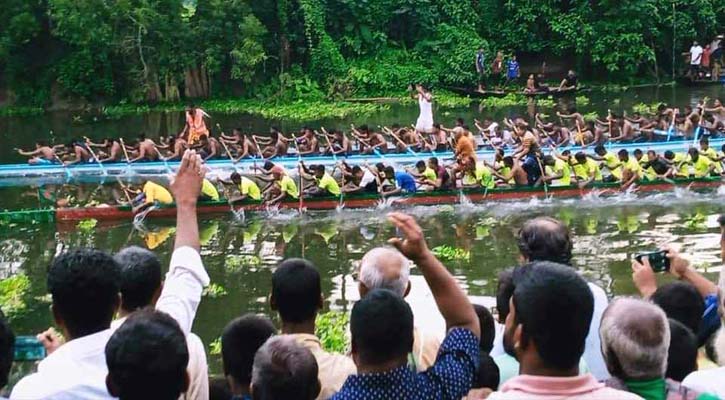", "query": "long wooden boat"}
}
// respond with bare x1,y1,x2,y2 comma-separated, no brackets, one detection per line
1,138,721,181
1,177,720,223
